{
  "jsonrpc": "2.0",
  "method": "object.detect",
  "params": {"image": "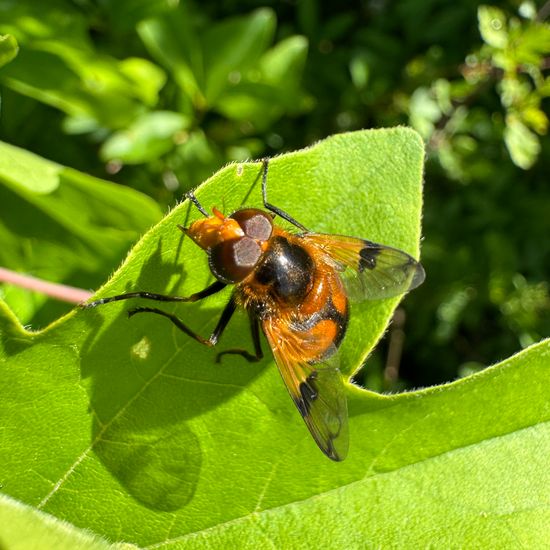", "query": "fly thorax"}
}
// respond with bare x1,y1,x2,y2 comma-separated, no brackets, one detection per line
254,236,314,305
